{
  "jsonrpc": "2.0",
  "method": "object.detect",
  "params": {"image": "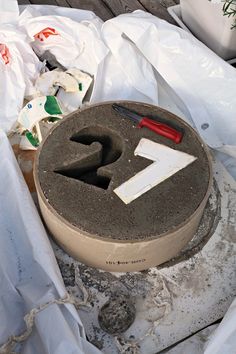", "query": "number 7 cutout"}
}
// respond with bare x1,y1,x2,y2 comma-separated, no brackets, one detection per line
114,138,197,204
